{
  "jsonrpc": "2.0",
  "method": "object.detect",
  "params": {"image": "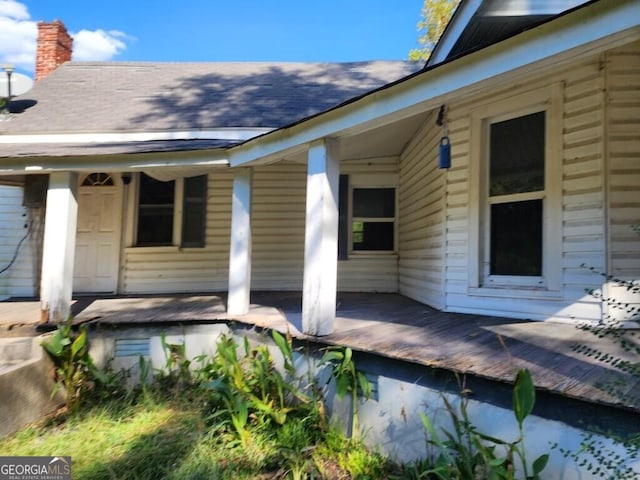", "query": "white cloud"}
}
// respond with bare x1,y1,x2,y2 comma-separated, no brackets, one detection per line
72,29,128,61
0,1,129,75
0,0,29,20
0,1,36,72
